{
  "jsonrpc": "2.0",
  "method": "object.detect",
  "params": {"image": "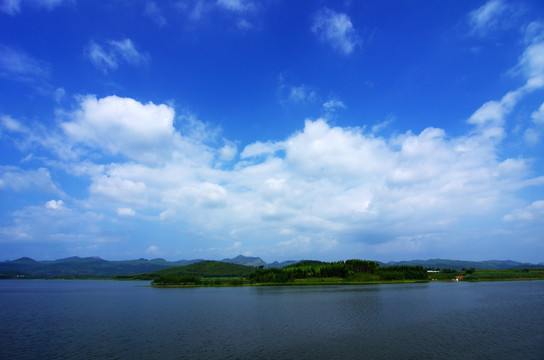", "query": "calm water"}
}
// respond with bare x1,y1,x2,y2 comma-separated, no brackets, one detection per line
1,280,543,359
